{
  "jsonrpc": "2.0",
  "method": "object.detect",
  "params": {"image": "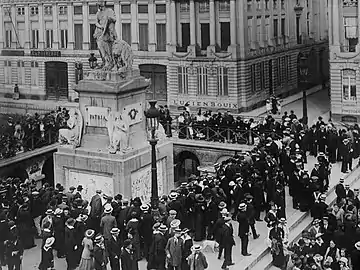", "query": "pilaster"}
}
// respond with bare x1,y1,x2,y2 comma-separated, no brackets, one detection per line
83,3,90,50
52,4,59,49
38,4,45,49
148,0,156,52
170,0,177,46
67,4,74,50
333,0,339,45
0,7,5,48
114,1,121,36
24,5,30,49
11,6,17,48
131,0,139,50
166,0,172,51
